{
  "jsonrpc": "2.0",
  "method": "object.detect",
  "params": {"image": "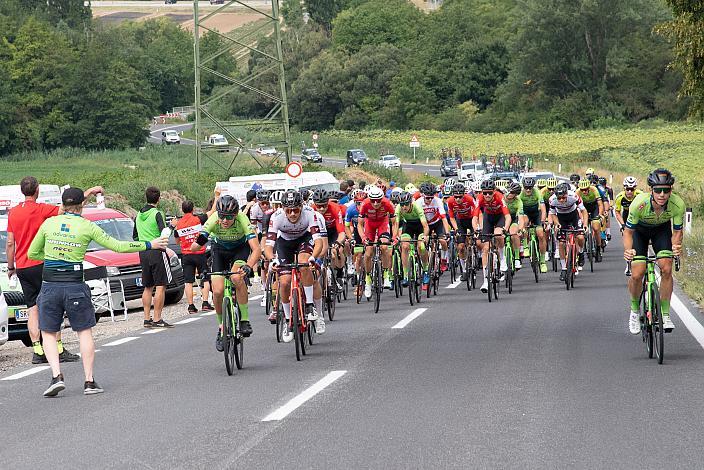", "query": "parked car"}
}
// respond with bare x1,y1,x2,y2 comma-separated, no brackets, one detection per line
0,216,30,345
164,0,177,4
520,171,555,183
161,130,181,144
208,134,229,152
301,148,323,163
346,149,368,167
440,157,461,177
256,145,277,157
486,171,520,184
458,162,486,182
378,154,401,169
